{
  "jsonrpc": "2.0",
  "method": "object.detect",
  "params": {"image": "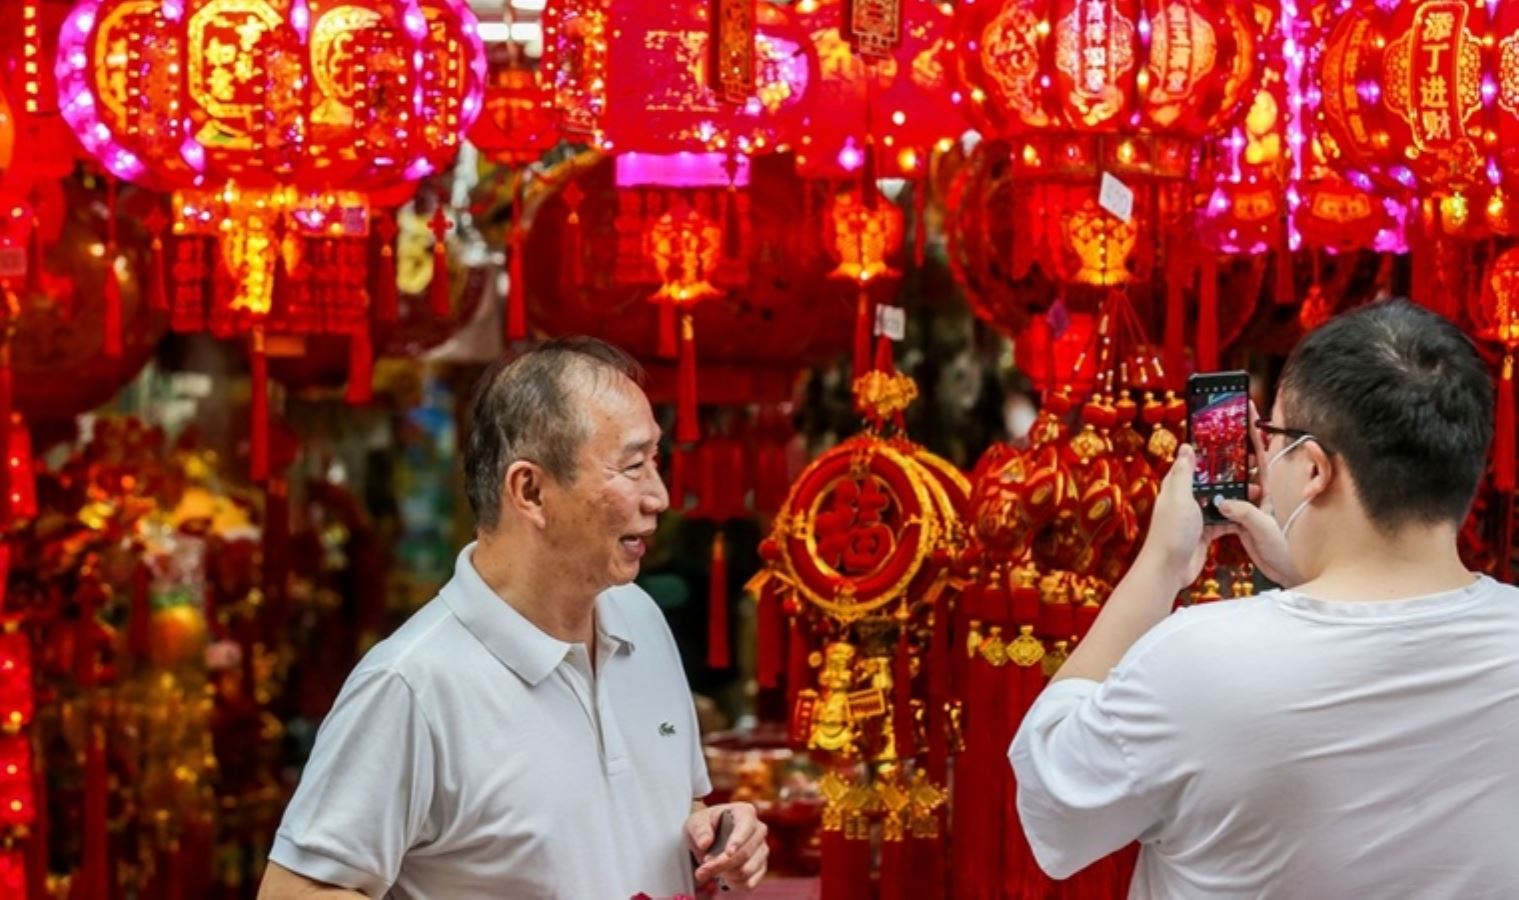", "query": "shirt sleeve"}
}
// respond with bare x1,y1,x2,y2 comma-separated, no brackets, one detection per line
269,666,436,896
1009,673,1171,880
